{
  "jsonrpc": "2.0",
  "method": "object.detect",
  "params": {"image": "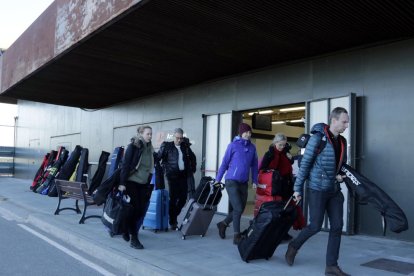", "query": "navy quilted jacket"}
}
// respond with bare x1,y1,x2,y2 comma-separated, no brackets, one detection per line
294,123,347,195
